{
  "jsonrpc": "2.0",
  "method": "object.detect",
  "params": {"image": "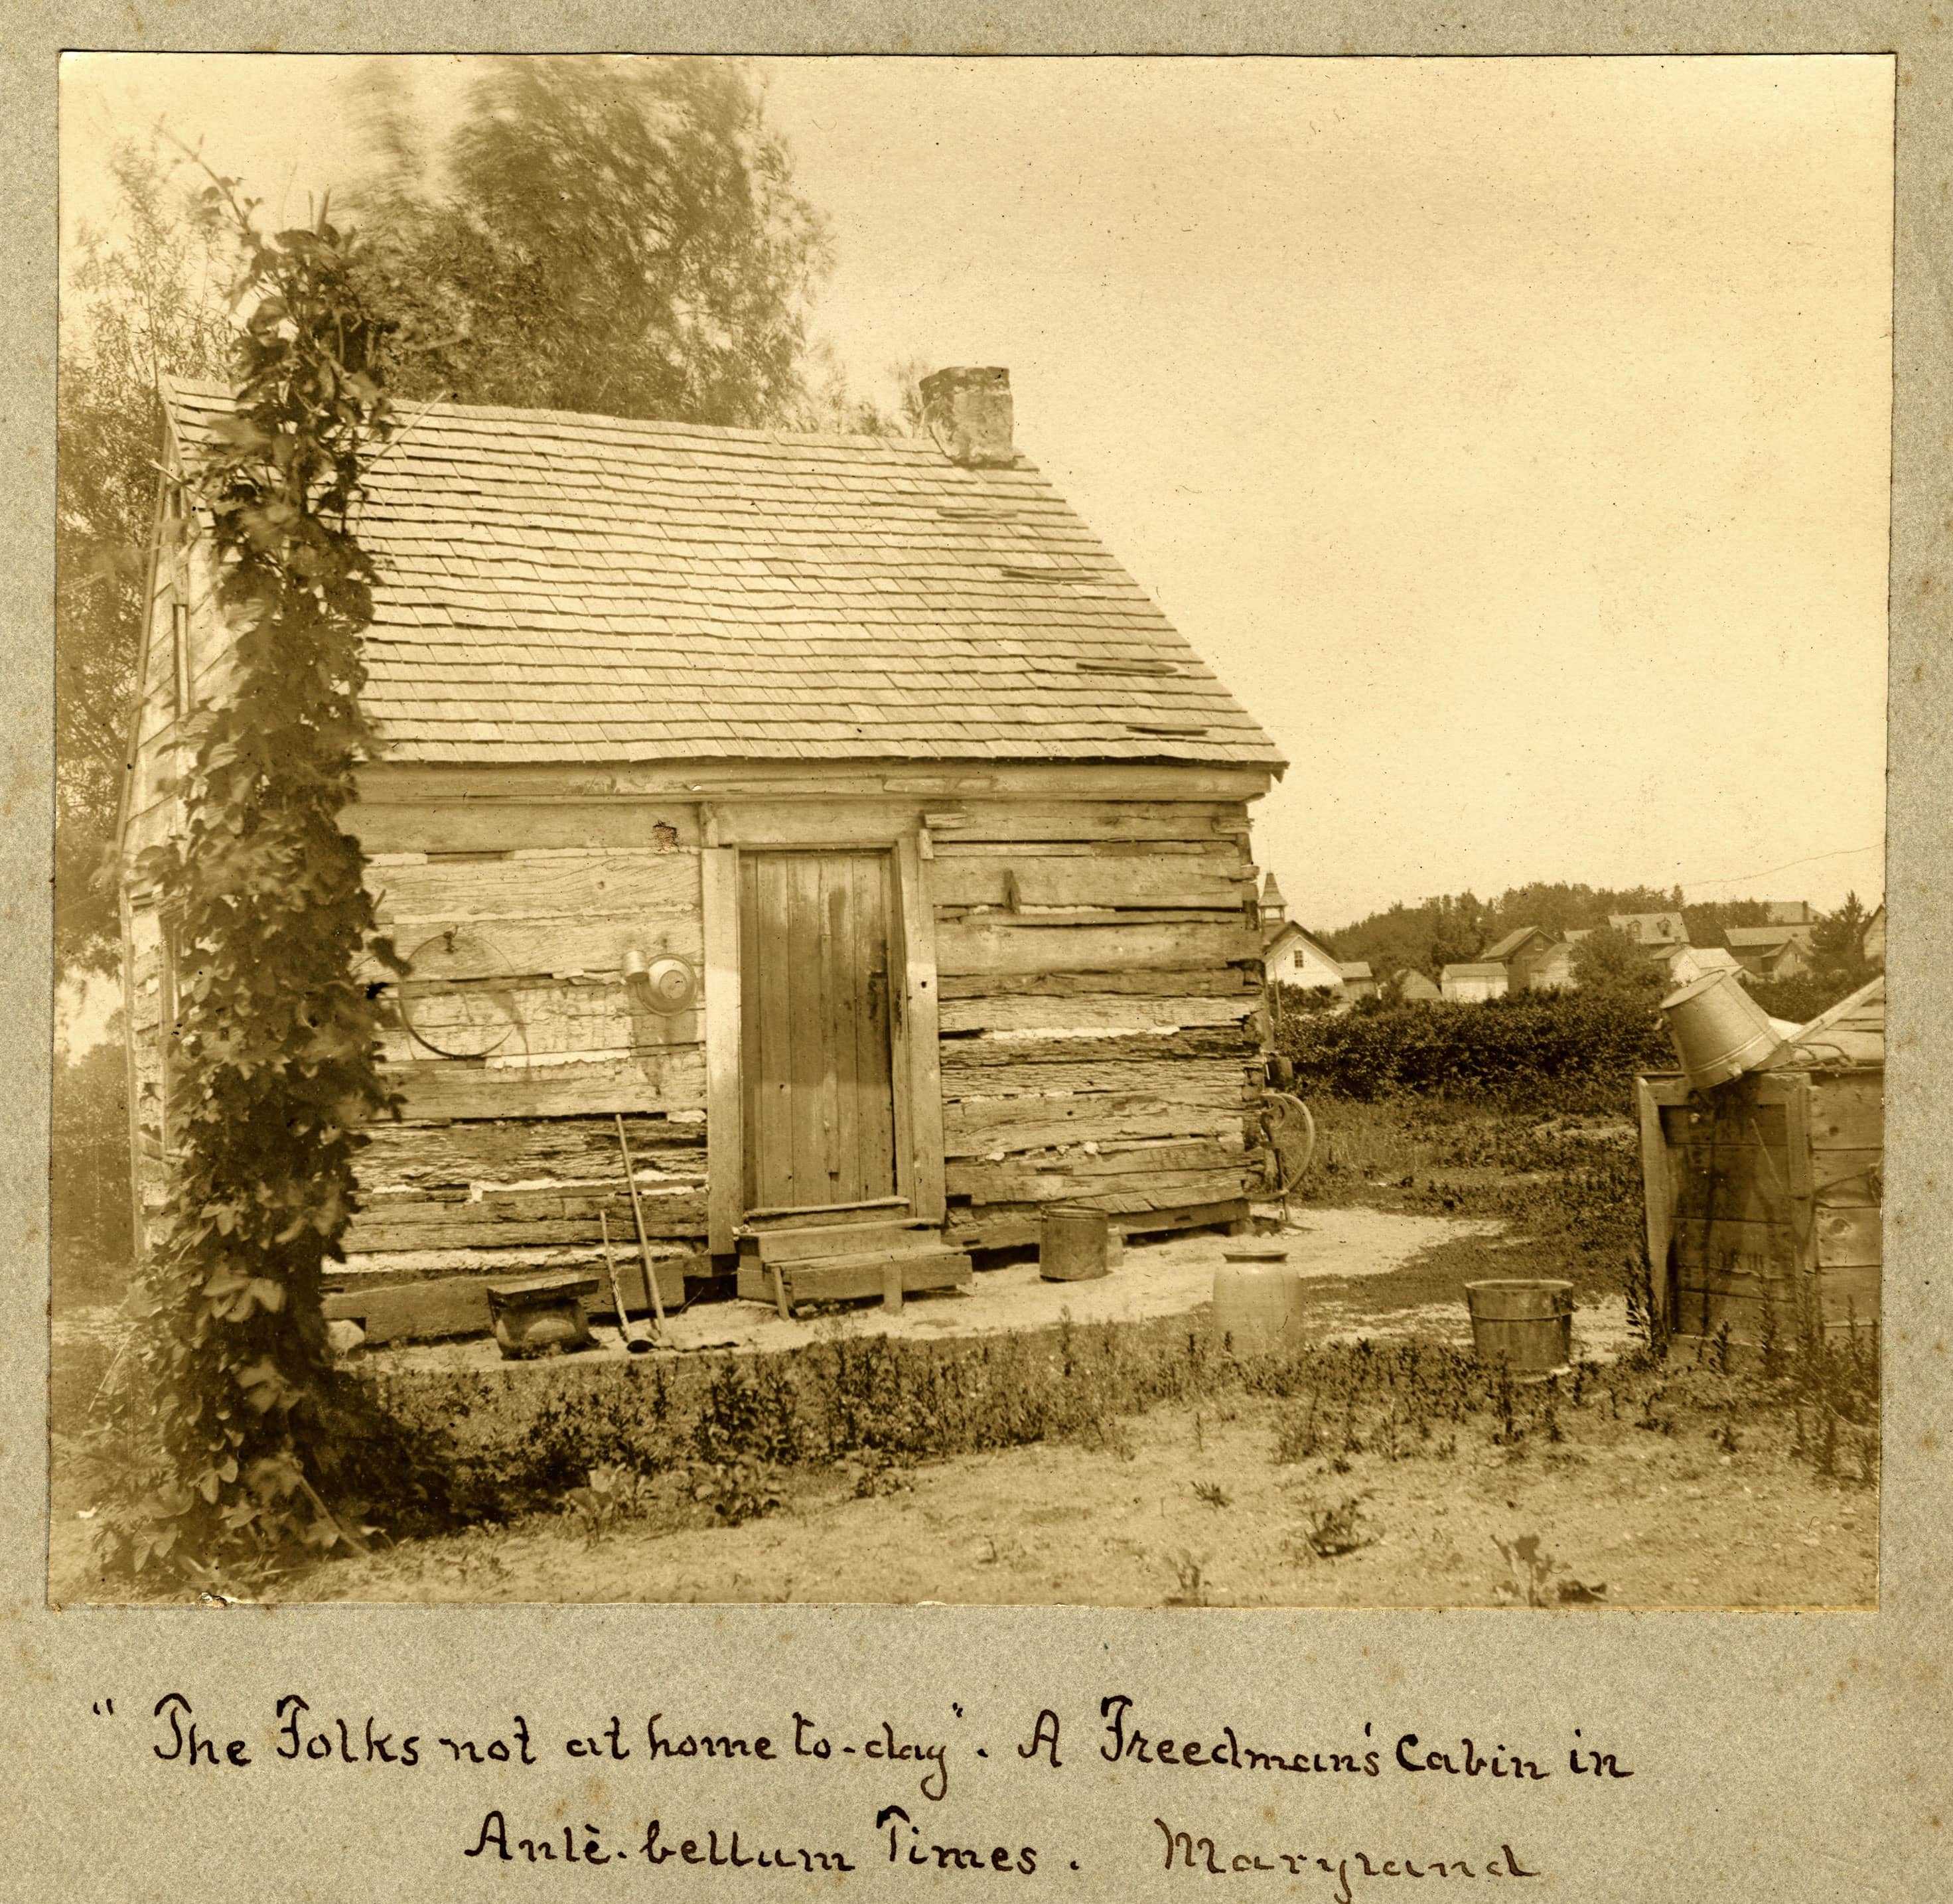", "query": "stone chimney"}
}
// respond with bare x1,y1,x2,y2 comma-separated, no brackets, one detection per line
920,366,1015,467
